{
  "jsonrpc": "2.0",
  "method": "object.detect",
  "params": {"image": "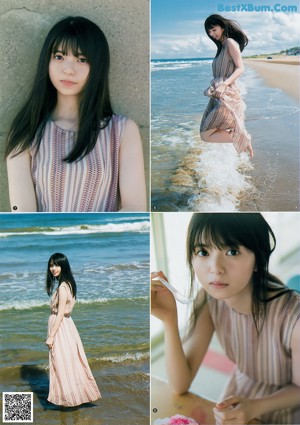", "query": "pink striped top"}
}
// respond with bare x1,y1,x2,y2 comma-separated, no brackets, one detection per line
30,115,127,212
208,290,300,424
